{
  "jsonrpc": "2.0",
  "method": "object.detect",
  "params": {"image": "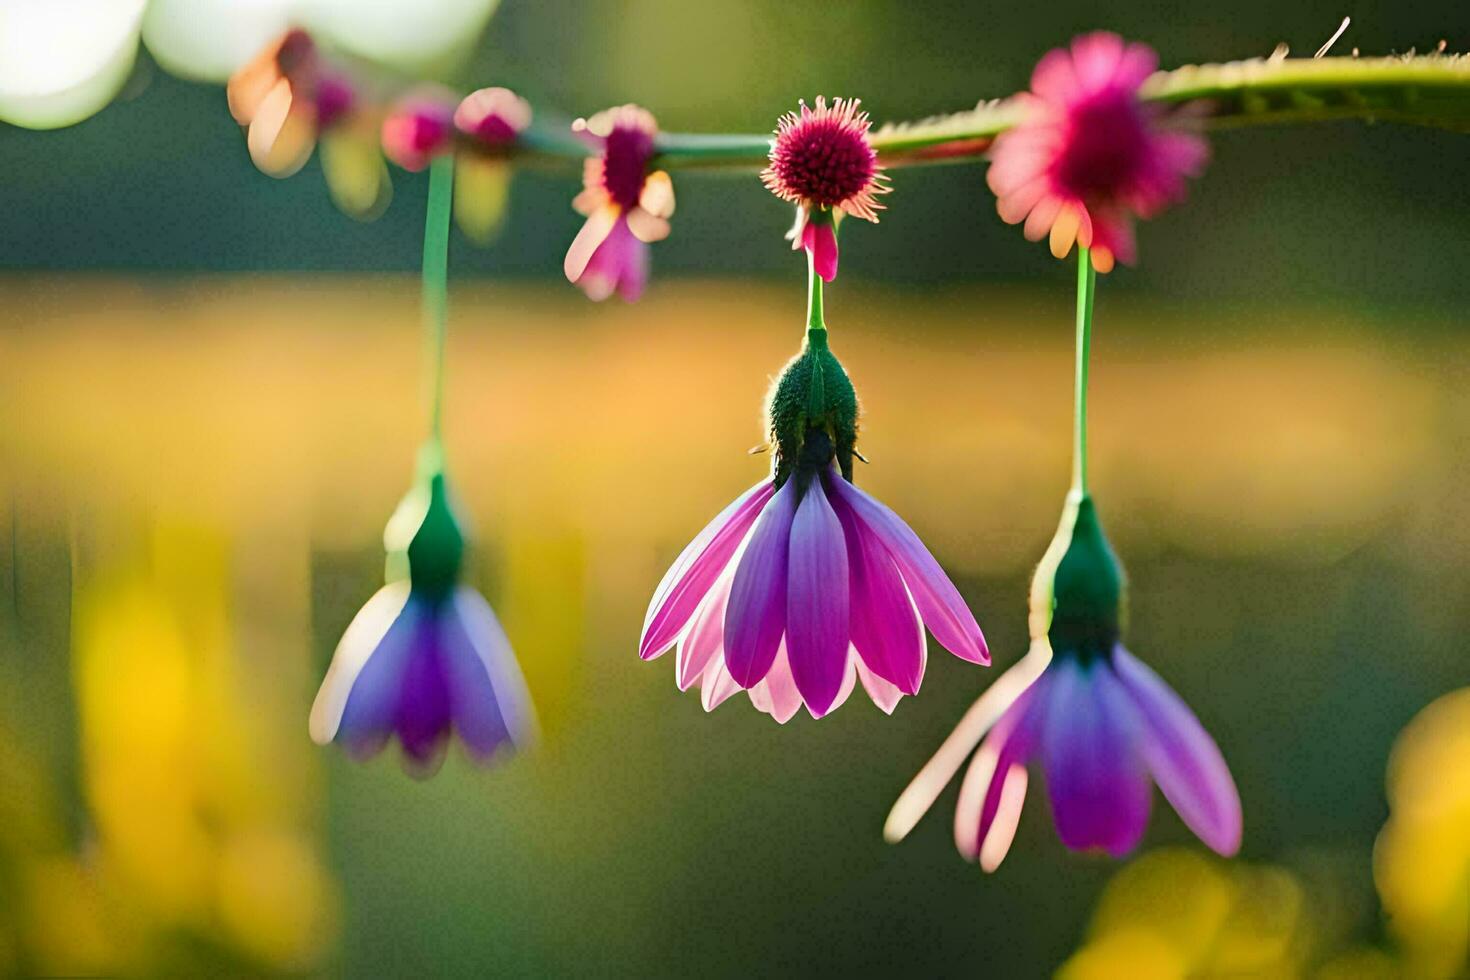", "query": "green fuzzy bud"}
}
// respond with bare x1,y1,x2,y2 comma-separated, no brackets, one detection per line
1028,490,1128,661
382,442,466,600
764,329,859,486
